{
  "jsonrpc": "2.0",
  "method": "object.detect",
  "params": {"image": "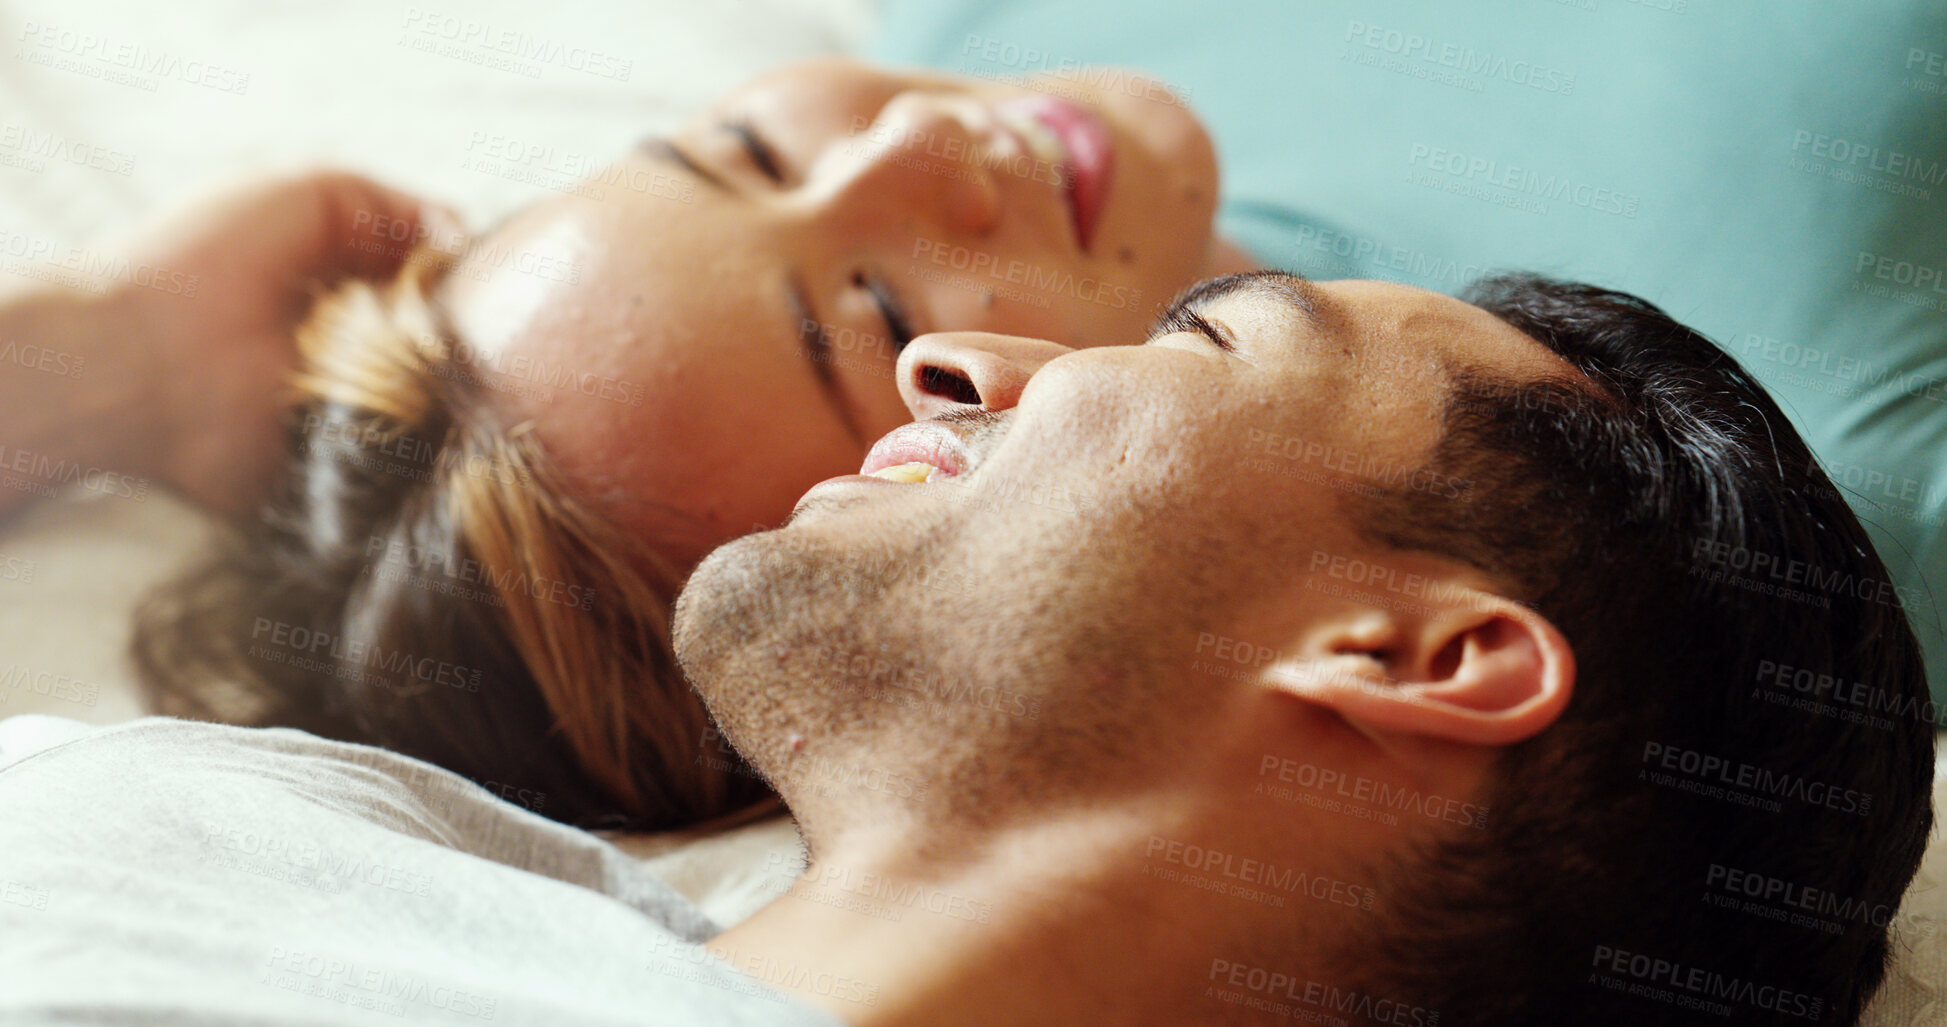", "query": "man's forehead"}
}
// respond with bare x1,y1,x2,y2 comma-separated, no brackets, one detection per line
1184,275,1556,374
1185,278,1578,516
1315,279,1578,383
